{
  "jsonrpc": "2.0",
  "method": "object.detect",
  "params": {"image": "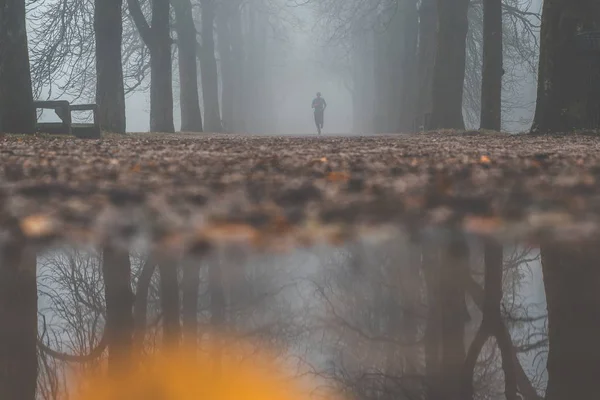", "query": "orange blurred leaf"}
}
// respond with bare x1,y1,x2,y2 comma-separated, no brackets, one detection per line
327,171,350,183
480,155,491,164
463,216,502,234
73,338,327,400
130,164,142,173
200,223,259,243
20,214,54,238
